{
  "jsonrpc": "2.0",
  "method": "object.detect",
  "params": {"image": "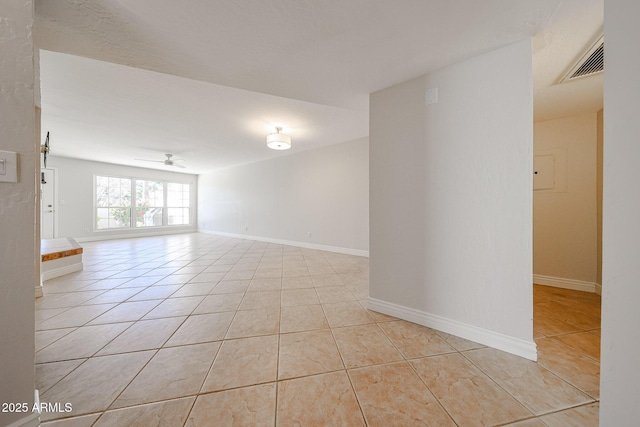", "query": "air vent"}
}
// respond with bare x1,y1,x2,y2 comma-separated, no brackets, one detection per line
560,35,604,83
